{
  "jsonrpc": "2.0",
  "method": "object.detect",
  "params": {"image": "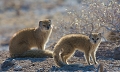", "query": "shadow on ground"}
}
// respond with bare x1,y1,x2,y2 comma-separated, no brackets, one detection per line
50,64,97,72
1,57,47,71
